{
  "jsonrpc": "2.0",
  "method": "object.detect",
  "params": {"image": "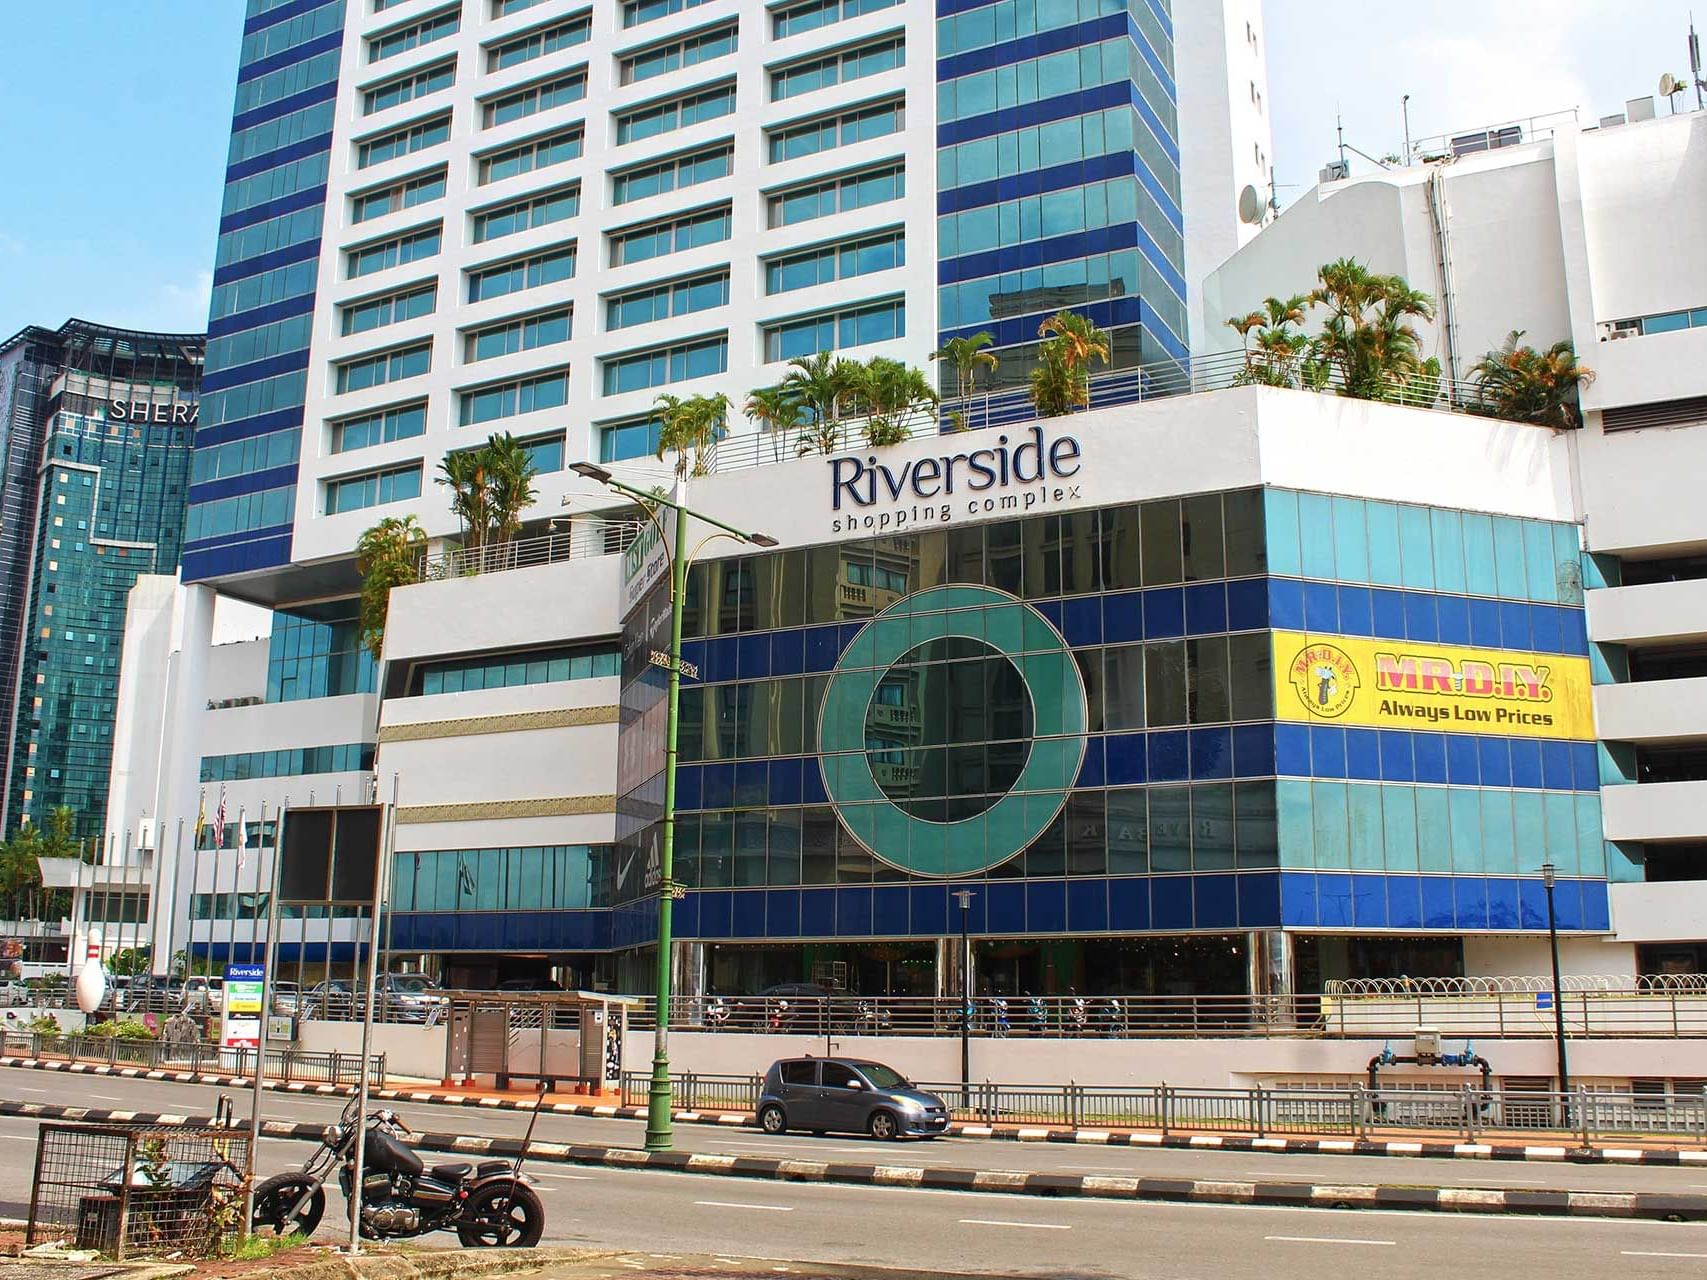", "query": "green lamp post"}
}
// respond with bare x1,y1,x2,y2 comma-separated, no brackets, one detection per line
571,461,776,1152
